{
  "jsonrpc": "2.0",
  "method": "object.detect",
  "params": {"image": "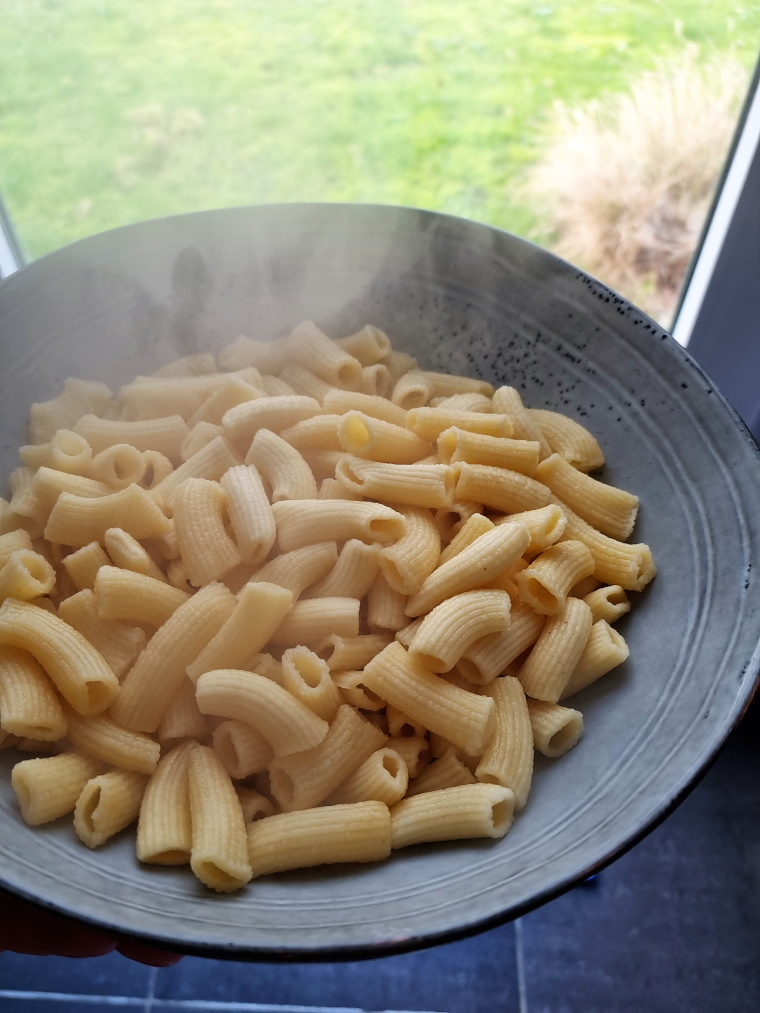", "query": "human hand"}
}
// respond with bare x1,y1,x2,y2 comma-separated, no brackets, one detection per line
0,888,182,966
